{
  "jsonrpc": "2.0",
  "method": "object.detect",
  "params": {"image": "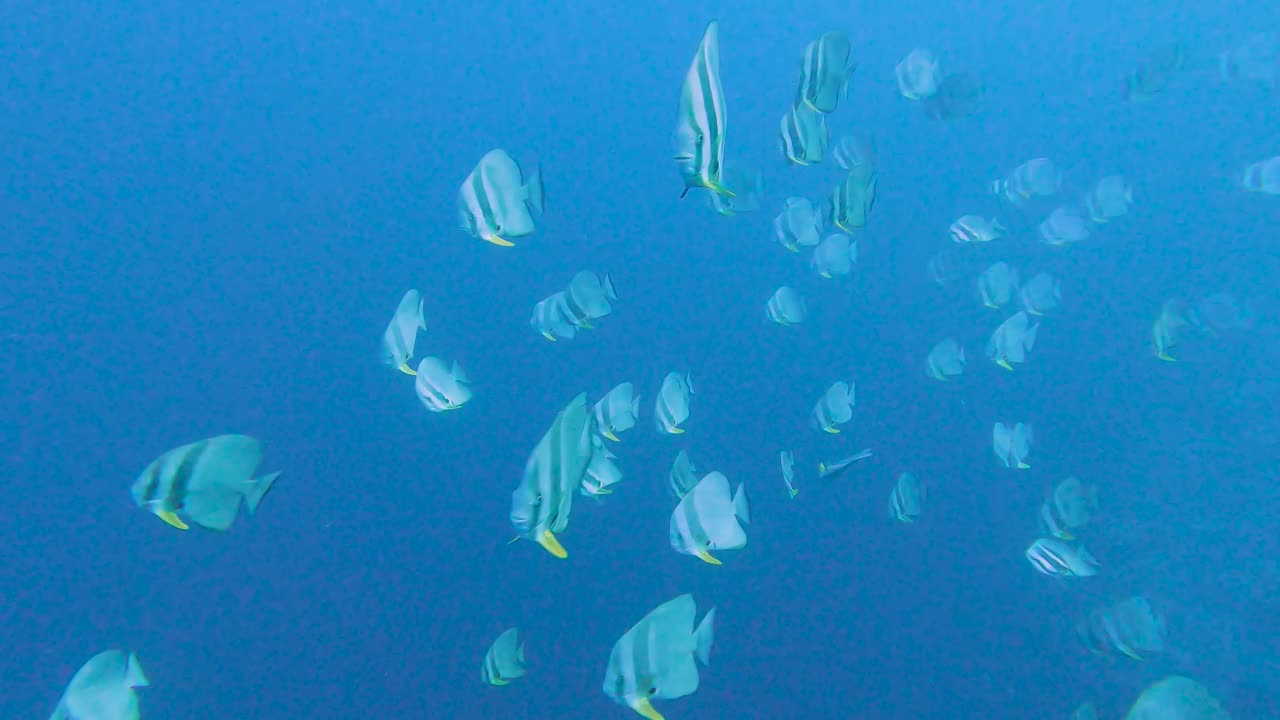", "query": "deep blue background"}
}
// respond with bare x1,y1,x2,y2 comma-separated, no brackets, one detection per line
3,1,1279,717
